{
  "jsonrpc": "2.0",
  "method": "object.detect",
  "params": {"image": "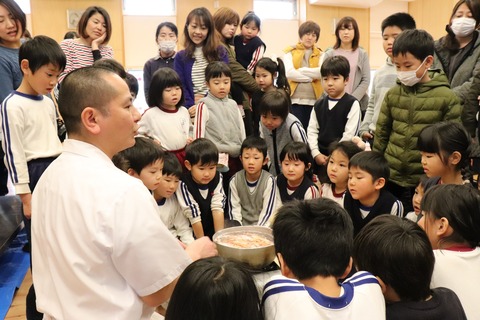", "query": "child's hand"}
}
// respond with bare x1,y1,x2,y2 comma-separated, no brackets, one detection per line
188,106,197,118
186,137,193,145
315,154,328,166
